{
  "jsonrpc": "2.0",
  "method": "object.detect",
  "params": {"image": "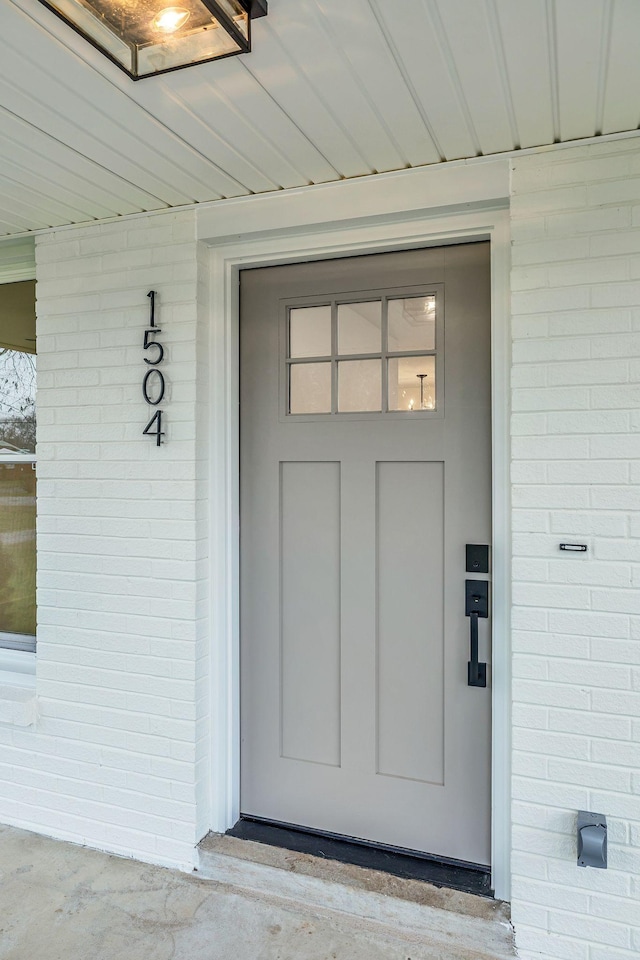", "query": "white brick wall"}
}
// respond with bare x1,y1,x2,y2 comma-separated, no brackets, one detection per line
511,140,640,960
0,210,210,870
2,138,640,950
